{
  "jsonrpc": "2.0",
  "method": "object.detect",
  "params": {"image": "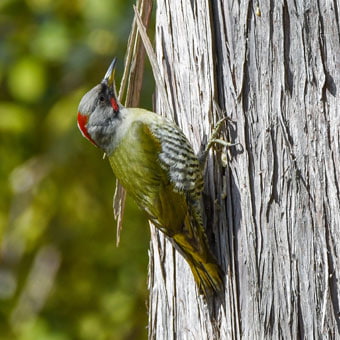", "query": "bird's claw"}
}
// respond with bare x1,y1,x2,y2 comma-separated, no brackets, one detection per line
198,117,237,166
